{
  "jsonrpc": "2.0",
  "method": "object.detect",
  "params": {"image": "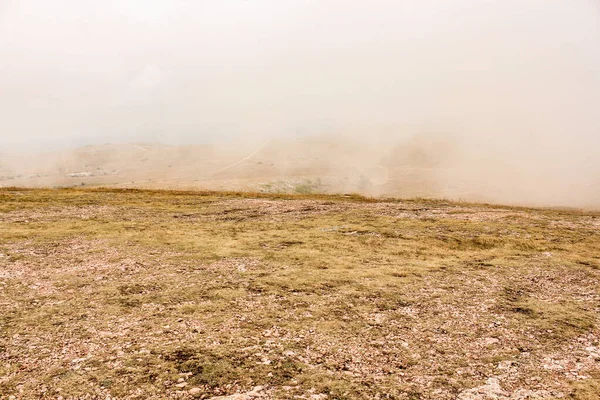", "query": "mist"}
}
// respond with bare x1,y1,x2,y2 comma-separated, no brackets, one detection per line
1,0,599,207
